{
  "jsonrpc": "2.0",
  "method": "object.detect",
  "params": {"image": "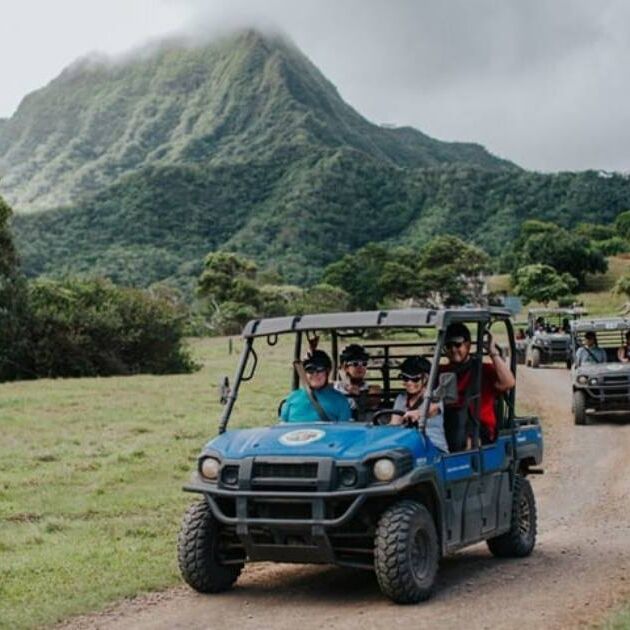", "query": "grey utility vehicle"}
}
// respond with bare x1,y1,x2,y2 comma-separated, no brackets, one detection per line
178,308,543,604
571,317,630,425
523,308,586,368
